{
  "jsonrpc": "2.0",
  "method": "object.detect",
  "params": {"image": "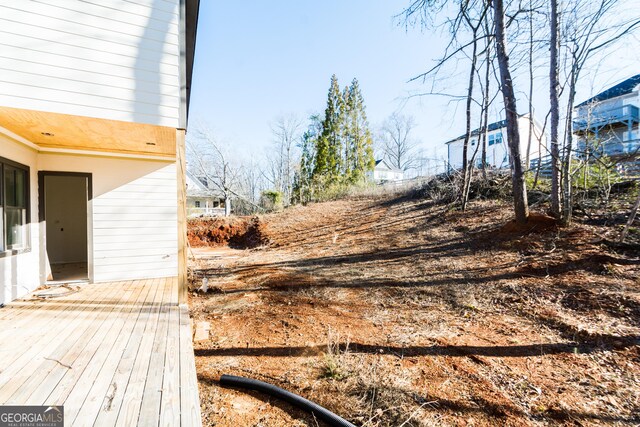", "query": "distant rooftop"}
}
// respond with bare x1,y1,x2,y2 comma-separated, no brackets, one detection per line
374,159,402,173
576,73,640,108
